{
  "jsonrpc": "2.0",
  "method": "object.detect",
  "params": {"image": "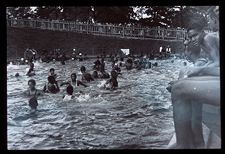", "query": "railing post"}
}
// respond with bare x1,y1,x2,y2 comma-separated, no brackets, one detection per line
123,26,125,38
87,23,89,34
